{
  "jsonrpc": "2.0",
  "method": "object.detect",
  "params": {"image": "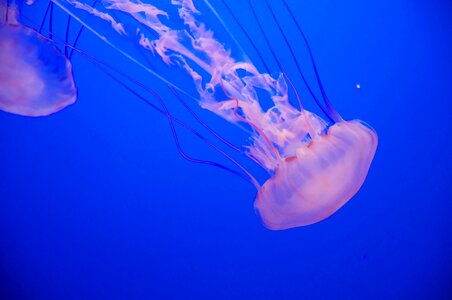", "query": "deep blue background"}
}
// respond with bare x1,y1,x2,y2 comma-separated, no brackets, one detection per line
1,0,451,299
